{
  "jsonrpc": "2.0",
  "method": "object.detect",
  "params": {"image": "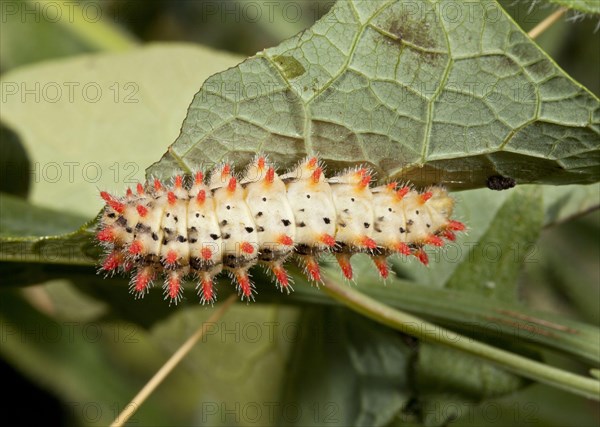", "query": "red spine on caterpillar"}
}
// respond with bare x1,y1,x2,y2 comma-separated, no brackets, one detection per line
96,155,465,304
